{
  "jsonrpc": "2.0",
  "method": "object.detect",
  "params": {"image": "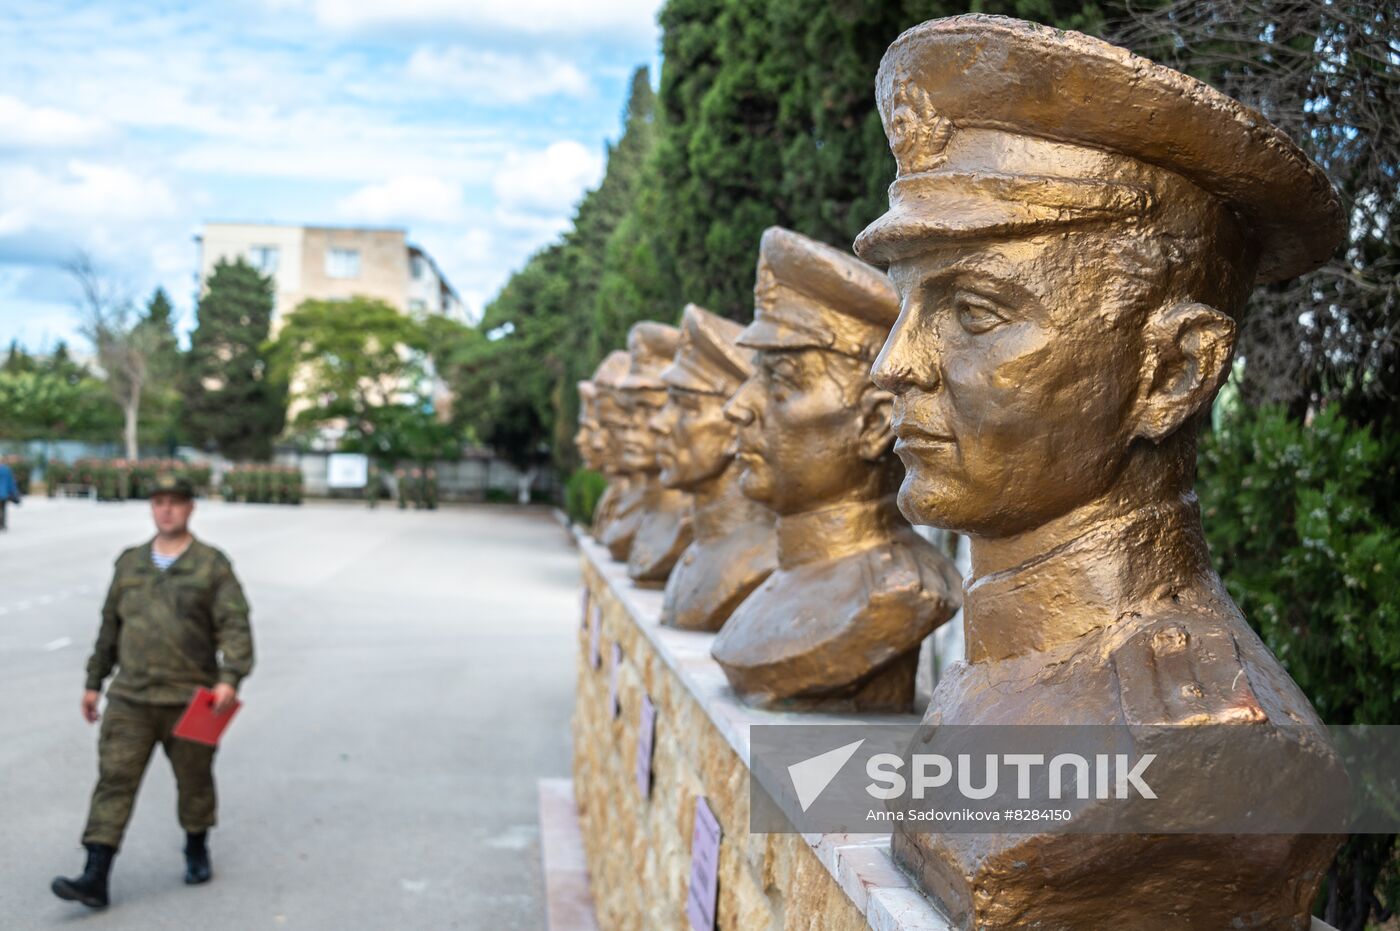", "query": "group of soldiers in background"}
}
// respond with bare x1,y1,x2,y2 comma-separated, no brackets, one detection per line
219,464,303,505
365,464,438,510
45,459,212,502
